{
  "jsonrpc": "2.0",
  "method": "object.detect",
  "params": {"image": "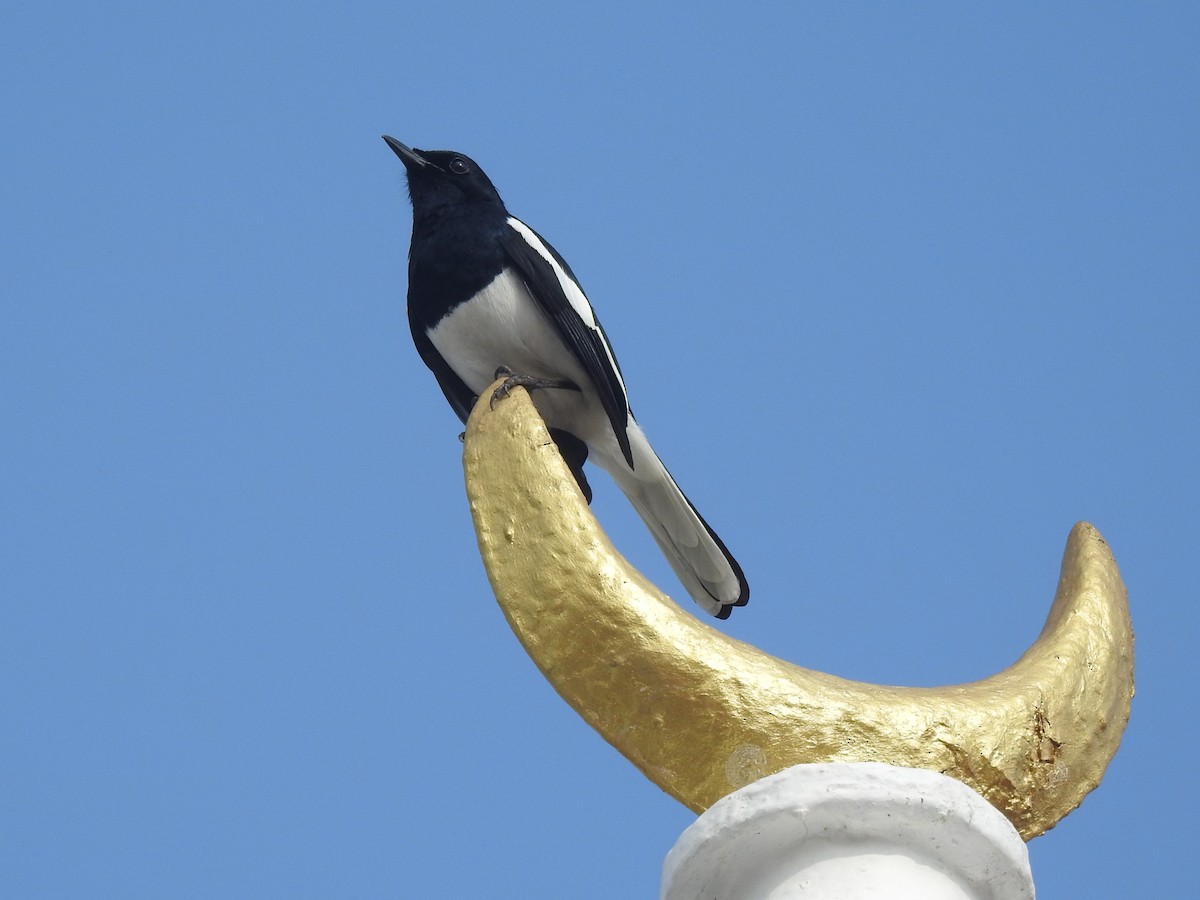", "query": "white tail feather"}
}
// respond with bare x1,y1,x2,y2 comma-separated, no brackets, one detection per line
594,423,746,616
